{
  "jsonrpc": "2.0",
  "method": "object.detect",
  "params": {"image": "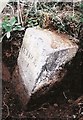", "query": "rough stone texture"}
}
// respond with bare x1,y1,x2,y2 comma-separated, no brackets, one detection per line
13,28,78,106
